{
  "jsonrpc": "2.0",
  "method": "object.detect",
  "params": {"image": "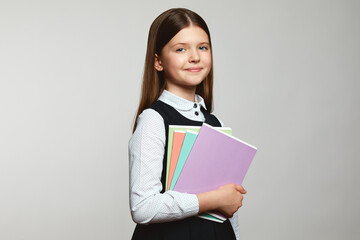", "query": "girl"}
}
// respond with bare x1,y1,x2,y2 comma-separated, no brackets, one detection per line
129,8,246,240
